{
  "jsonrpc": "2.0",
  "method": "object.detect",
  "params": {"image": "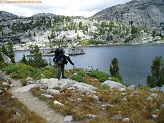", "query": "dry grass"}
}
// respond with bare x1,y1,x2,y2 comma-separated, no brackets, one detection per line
0,79,46,123
30,77,164,123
